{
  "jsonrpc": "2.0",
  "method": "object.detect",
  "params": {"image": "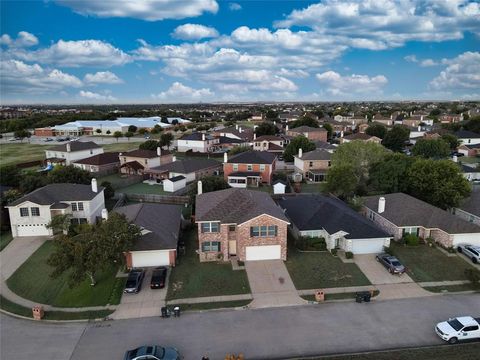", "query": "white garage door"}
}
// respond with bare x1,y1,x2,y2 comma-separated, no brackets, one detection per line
131,250,170,267
452,234,480,247
351,238,386,254
17,224,50,237
246,245,281,261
